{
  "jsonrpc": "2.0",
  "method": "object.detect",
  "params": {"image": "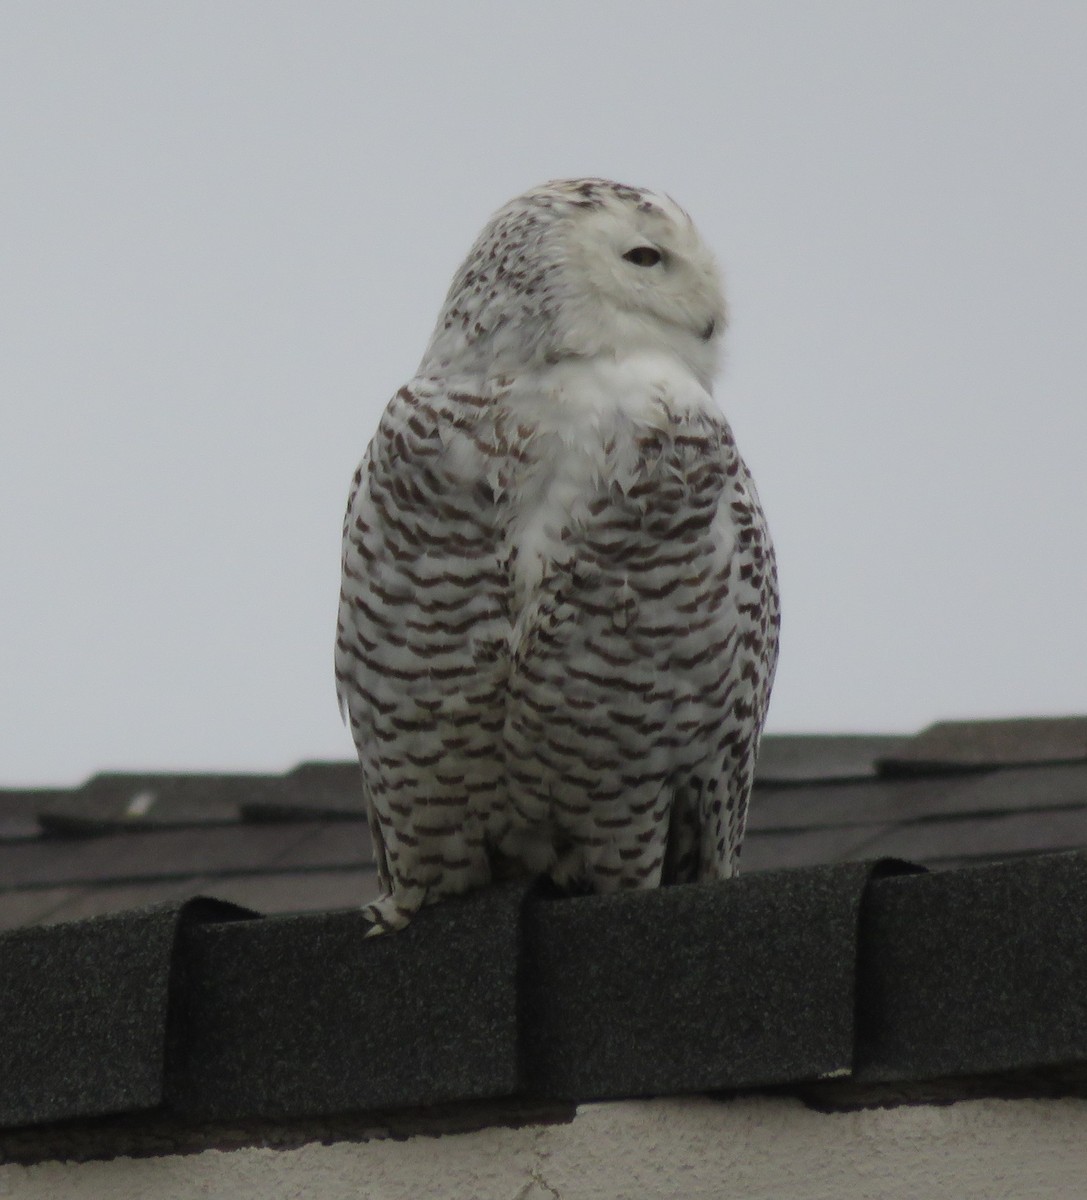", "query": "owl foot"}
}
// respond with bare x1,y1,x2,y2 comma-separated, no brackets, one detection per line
360,888,425,936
